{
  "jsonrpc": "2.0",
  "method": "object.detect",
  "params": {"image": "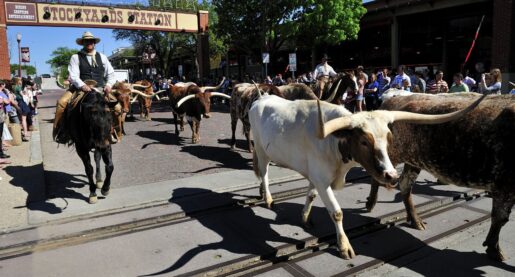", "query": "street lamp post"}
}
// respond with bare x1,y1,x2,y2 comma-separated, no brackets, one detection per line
16,33,22,77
